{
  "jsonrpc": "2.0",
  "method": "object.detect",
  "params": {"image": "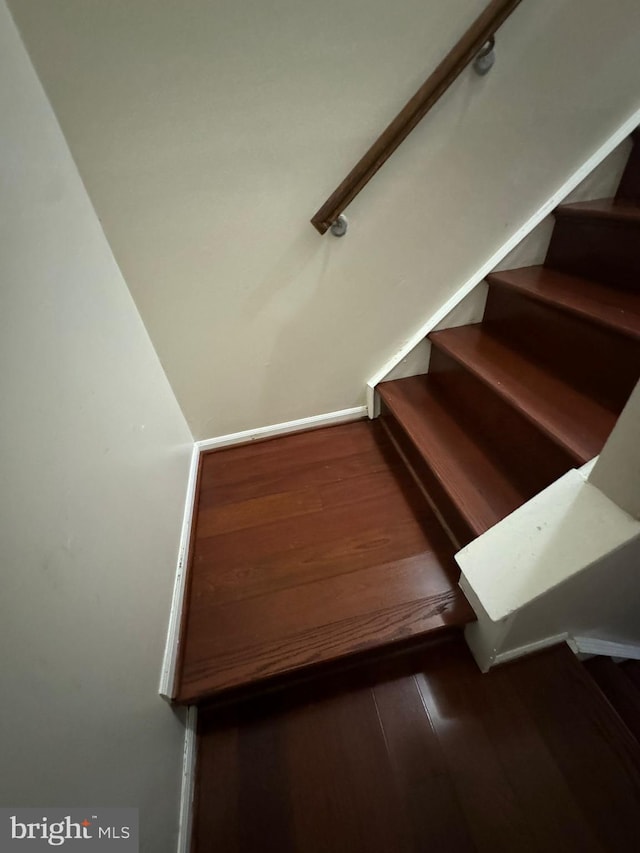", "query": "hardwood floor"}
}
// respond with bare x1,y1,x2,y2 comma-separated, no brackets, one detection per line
176,420,474,703
193,640,640,852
